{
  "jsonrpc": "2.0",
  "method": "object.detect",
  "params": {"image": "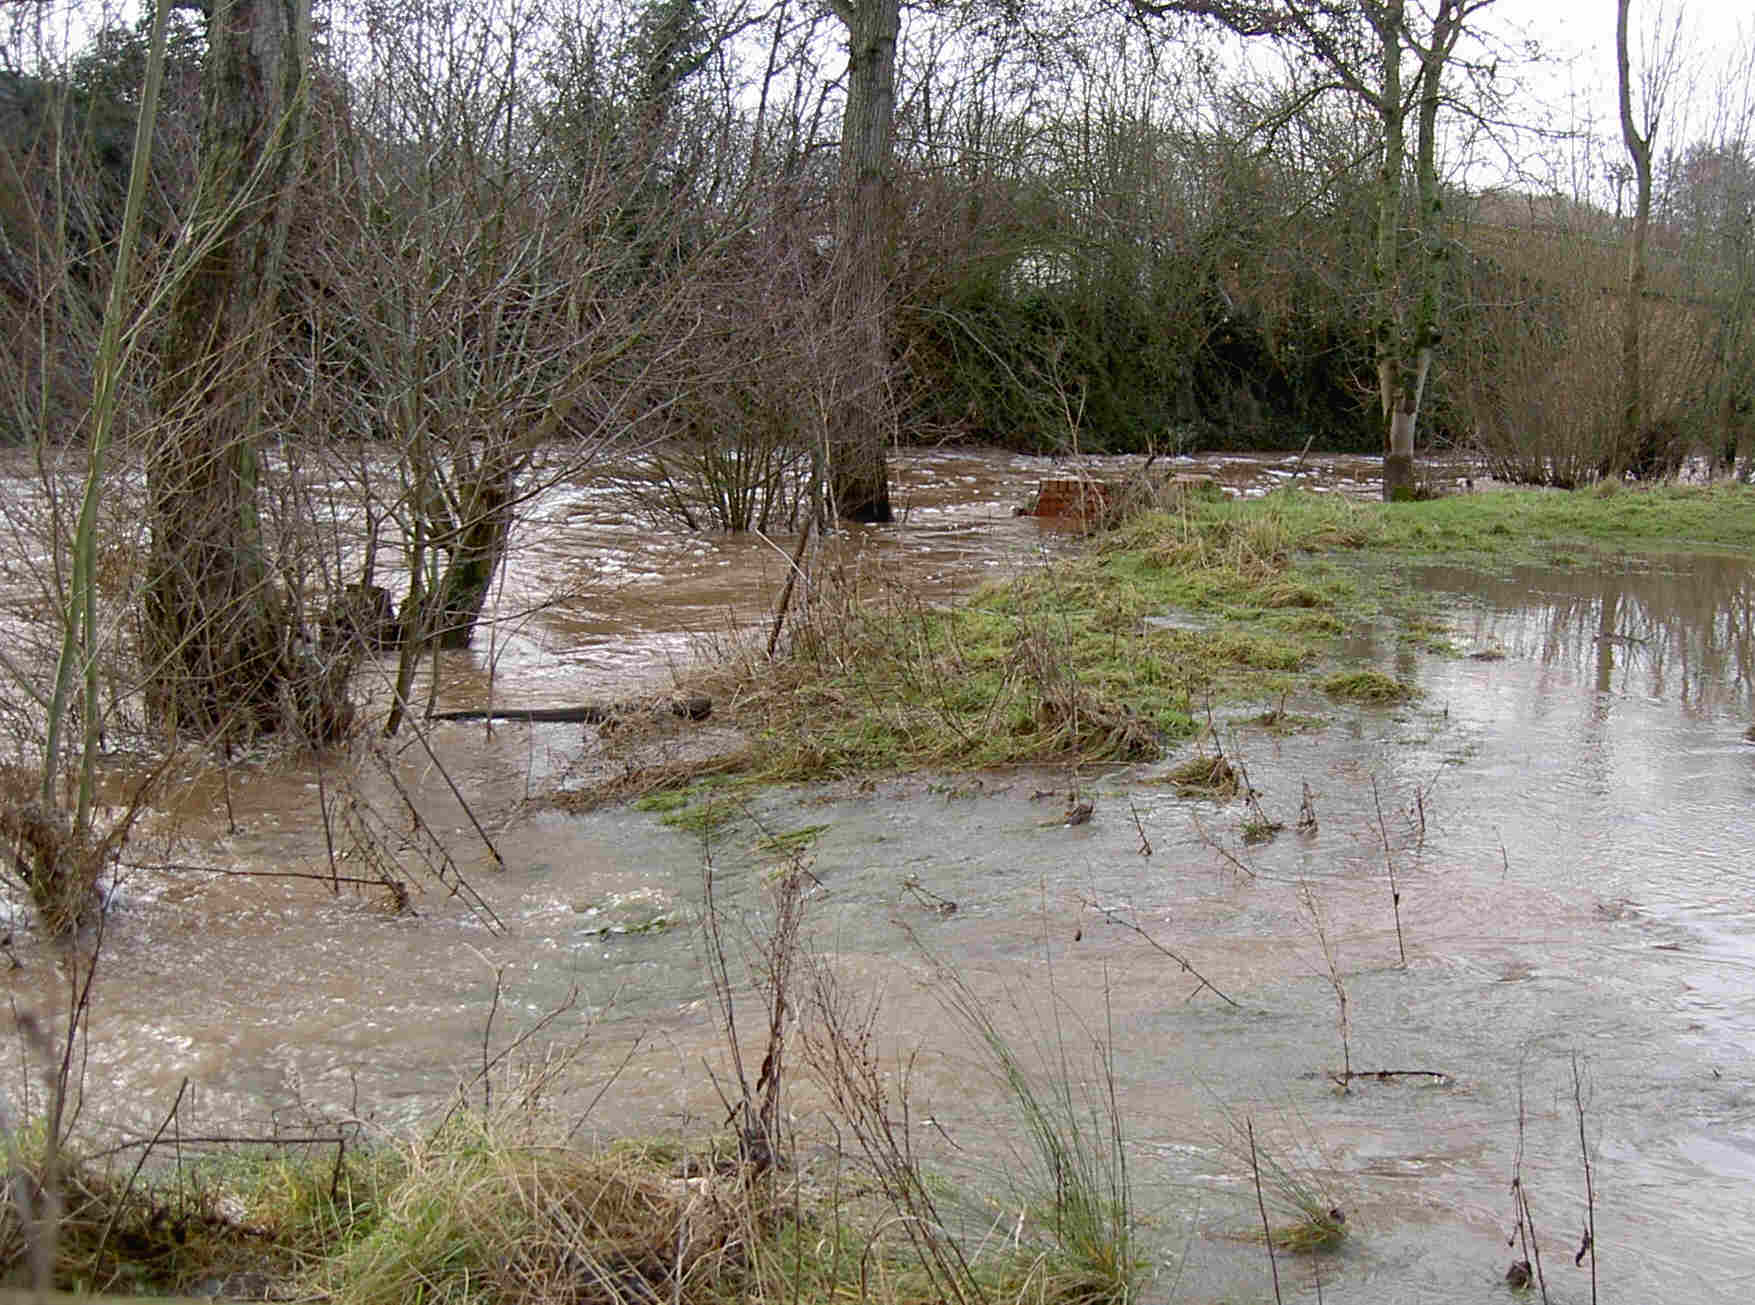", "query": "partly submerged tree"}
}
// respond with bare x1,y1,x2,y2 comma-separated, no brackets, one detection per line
1612,0,1690,479
826,0,898,523
144,0,332,740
